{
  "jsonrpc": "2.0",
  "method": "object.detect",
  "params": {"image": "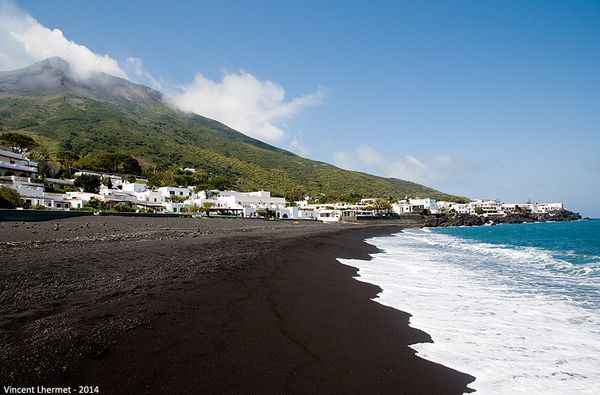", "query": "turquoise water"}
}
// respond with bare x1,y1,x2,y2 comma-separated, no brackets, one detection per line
435,220,600,269
339,220,600,393
433,220,600,311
